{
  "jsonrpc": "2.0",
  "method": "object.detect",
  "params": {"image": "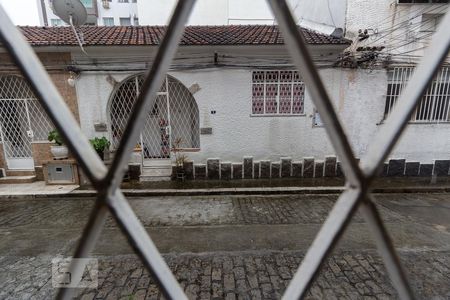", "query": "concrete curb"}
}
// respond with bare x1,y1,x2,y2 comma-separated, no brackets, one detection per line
0,186,448,200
